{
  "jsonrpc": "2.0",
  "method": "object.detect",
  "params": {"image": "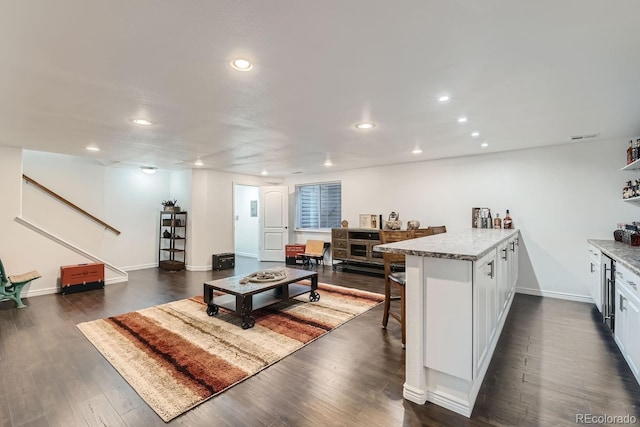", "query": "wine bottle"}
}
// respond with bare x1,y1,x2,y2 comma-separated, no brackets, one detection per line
629,140,634,164
494,213,502,229
503,209,513,229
